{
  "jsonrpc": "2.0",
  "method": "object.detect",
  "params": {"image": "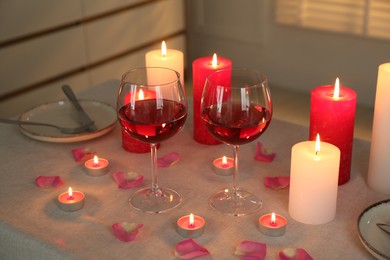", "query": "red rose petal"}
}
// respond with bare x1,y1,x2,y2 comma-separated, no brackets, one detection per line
264,176,290,189
112,171,144,189
279,248,313,260
71,147,95,162
235,240,267,260
255,142,276,162
157,152,180,167
35,176,64,188
112,222,143,242
174,238,210,259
